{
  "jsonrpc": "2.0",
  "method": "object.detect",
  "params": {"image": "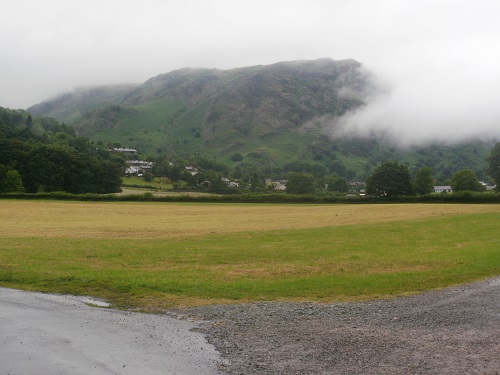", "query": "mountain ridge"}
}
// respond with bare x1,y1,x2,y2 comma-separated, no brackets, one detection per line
26,58,493,182
28,84,138,123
